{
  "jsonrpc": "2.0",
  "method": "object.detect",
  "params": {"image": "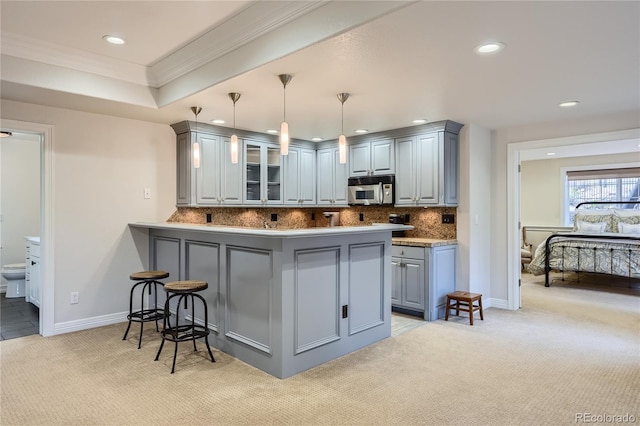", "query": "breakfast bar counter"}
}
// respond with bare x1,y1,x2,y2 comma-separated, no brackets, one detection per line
129,222,412,378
